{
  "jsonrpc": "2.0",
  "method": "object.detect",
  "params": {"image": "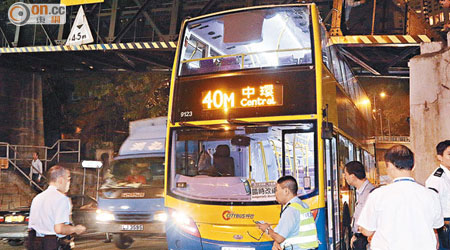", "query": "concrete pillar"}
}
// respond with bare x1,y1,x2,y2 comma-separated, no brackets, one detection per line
409,42,450,184
0,68,44,147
